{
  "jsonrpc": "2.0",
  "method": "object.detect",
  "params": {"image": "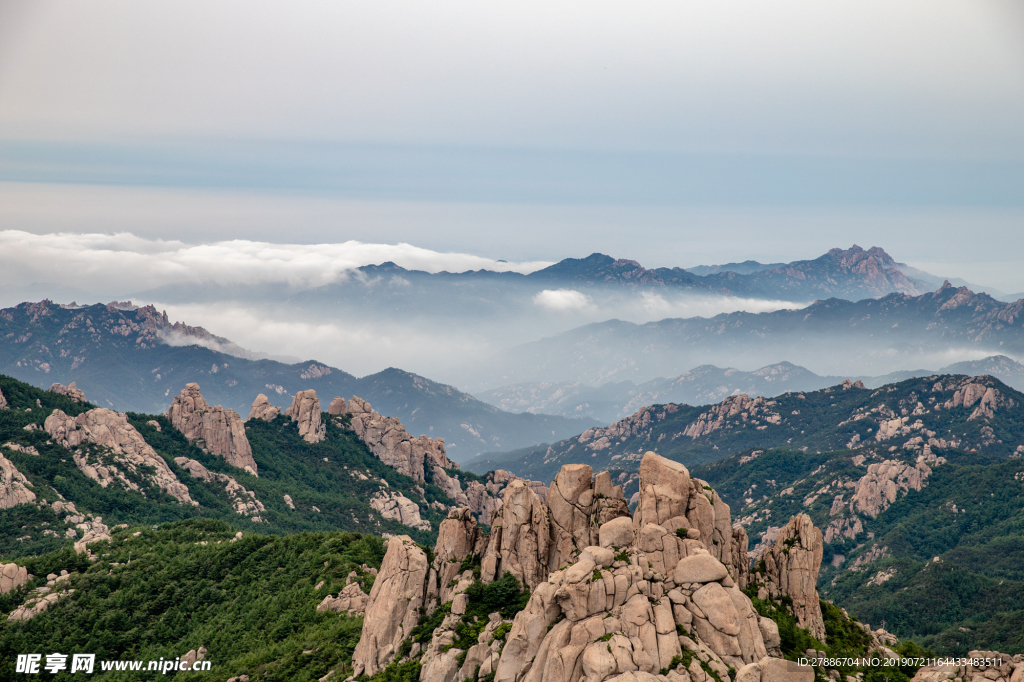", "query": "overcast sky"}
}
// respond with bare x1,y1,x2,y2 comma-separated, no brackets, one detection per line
1,0,1023,290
